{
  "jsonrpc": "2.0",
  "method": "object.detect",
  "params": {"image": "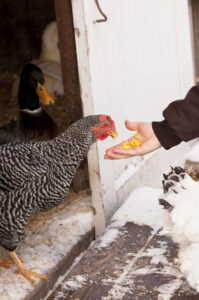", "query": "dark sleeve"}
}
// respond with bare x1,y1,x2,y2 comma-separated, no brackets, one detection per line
152,85,199,150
